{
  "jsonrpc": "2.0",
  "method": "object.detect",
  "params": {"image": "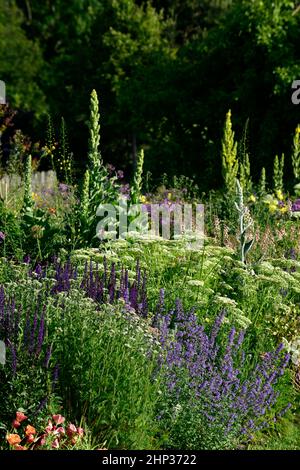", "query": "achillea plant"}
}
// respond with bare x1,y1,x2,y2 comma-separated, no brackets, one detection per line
292,124,300,182
156,304,291,450
221,110,238,193
273,154,284,193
